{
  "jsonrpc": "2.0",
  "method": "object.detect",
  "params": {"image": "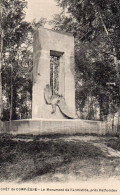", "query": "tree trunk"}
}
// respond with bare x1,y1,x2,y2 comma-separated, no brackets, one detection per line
9,64,13,131
12,85,18,120
99,98,104,121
